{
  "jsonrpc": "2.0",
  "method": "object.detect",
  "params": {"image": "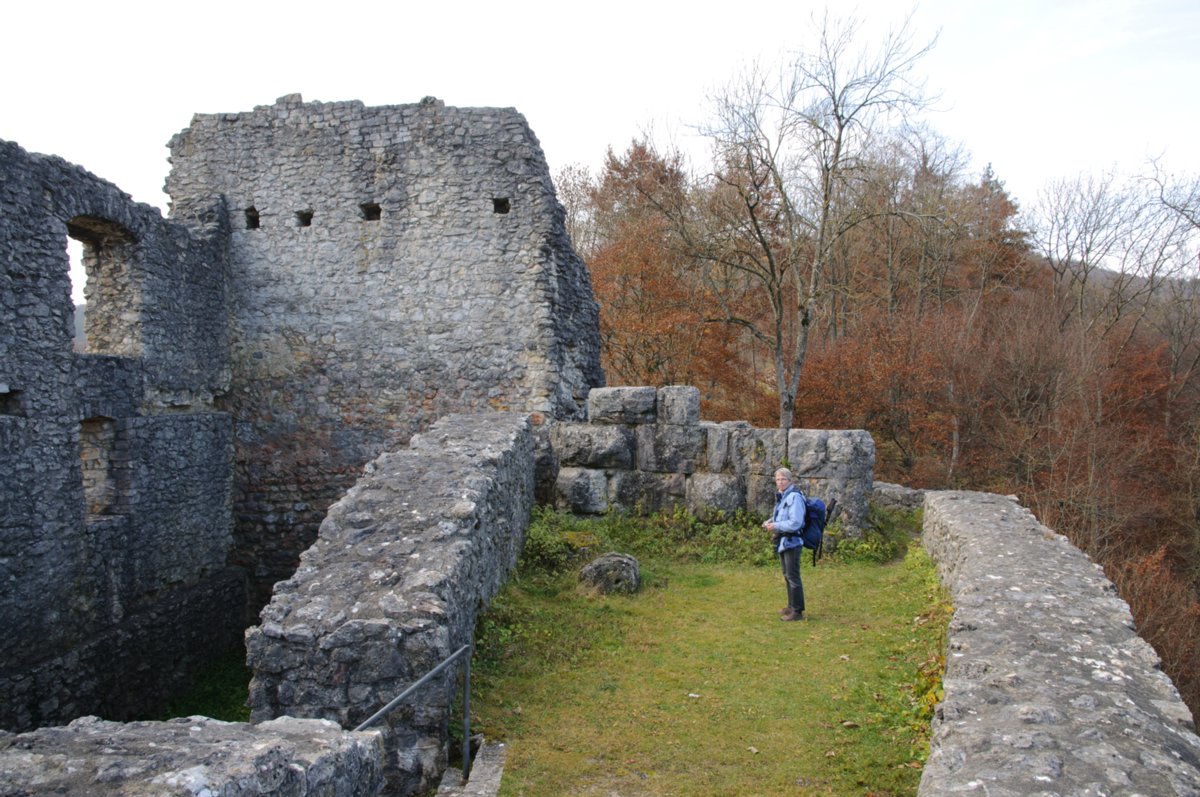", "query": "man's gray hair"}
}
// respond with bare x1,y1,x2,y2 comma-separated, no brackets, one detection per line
774,467,794,482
